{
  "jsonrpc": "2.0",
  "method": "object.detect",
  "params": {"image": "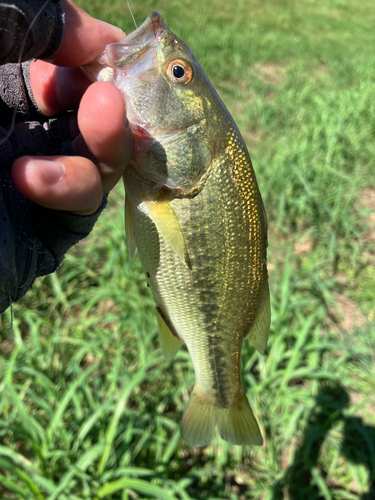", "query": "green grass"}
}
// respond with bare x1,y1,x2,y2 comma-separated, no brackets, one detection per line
1,0,375,498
